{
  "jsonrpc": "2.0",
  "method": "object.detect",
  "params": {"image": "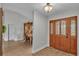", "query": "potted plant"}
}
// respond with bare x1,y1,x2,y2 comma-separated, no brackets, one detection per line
2,25,6,34
2,25,7,41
